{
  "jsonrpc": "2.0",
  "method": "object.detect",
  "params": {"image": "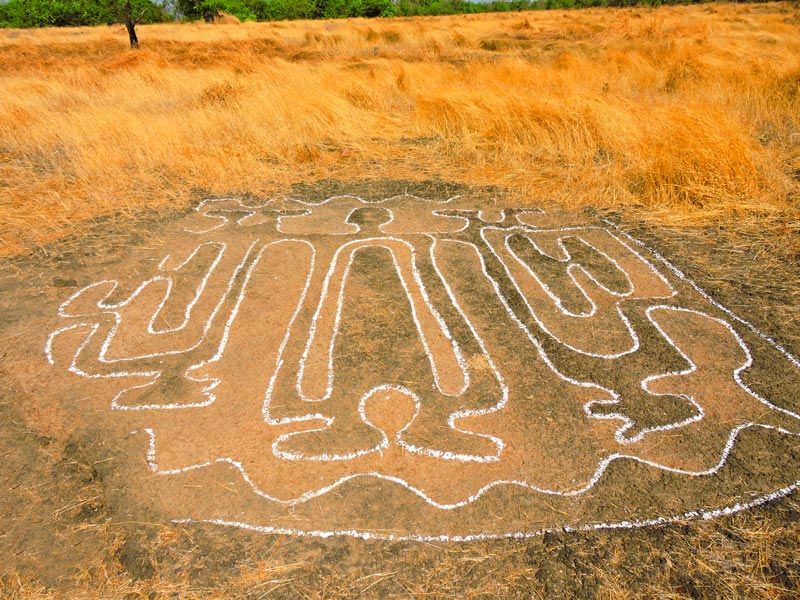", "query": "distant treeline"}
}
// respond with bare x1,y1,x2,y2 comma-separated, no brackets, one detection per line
0,0,169,28
0,0,762,28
